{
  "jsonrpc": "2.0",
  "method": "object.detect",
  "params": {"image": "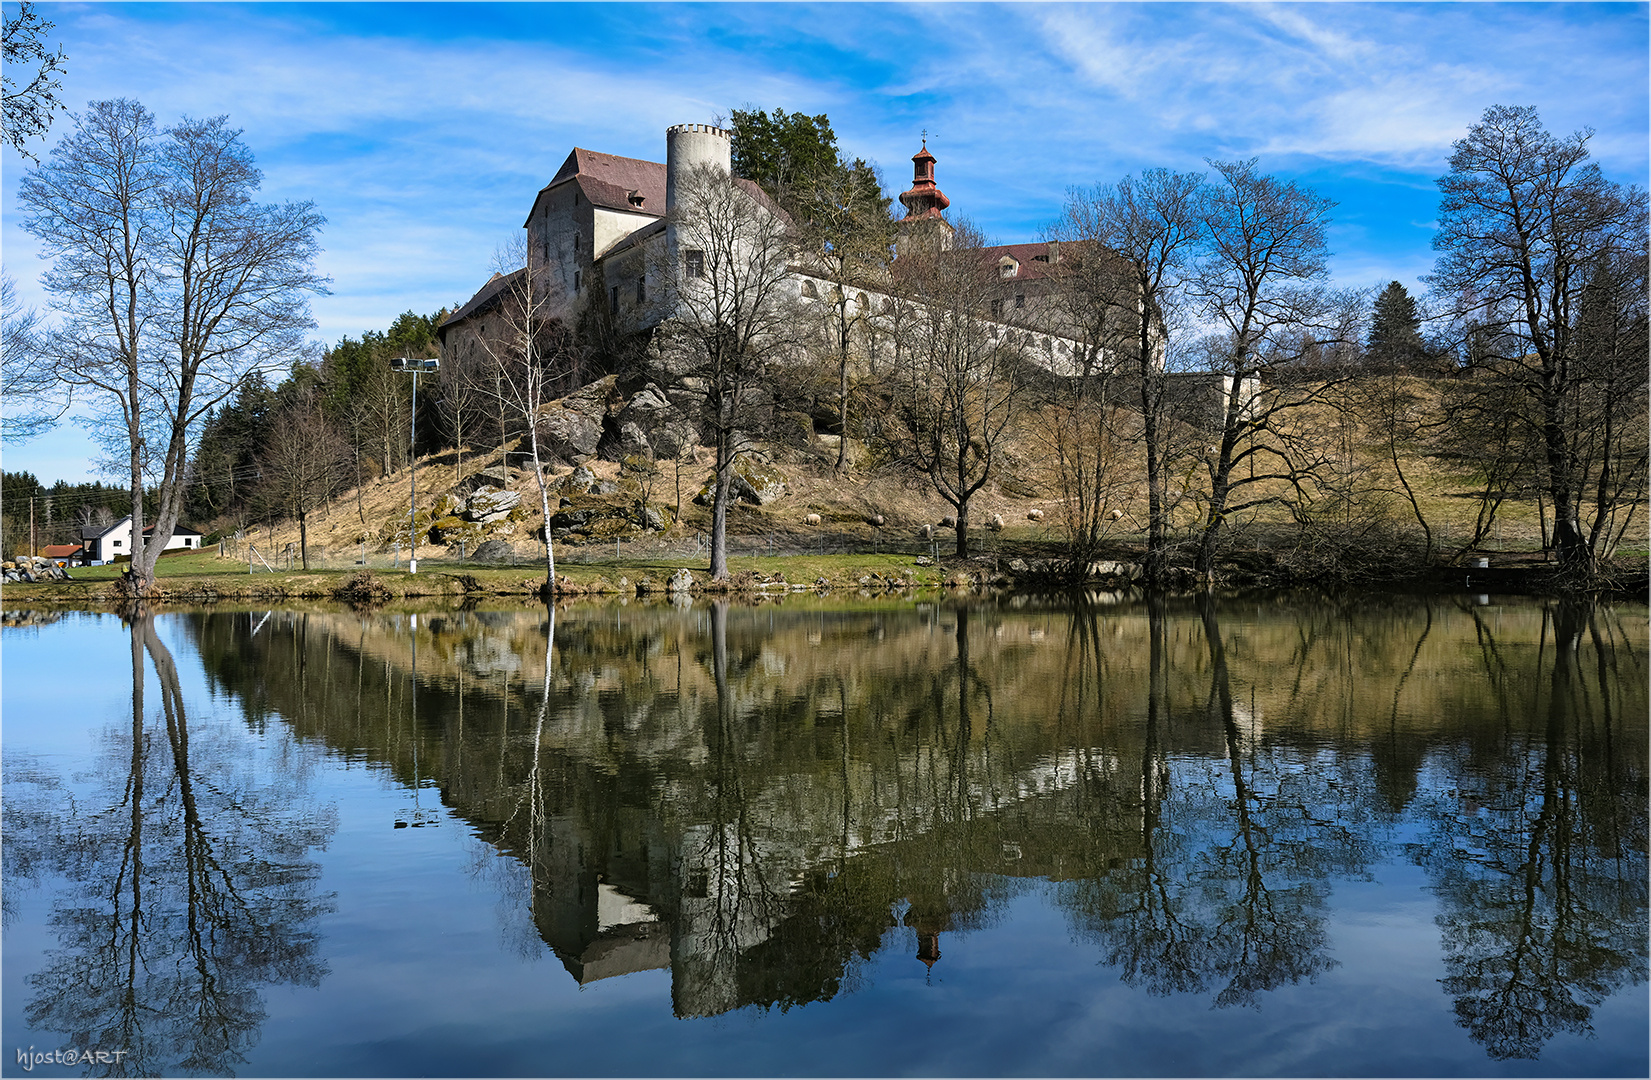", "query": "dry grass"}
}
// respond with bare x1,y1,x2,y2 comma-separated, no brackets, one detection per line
217,376,1647,567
